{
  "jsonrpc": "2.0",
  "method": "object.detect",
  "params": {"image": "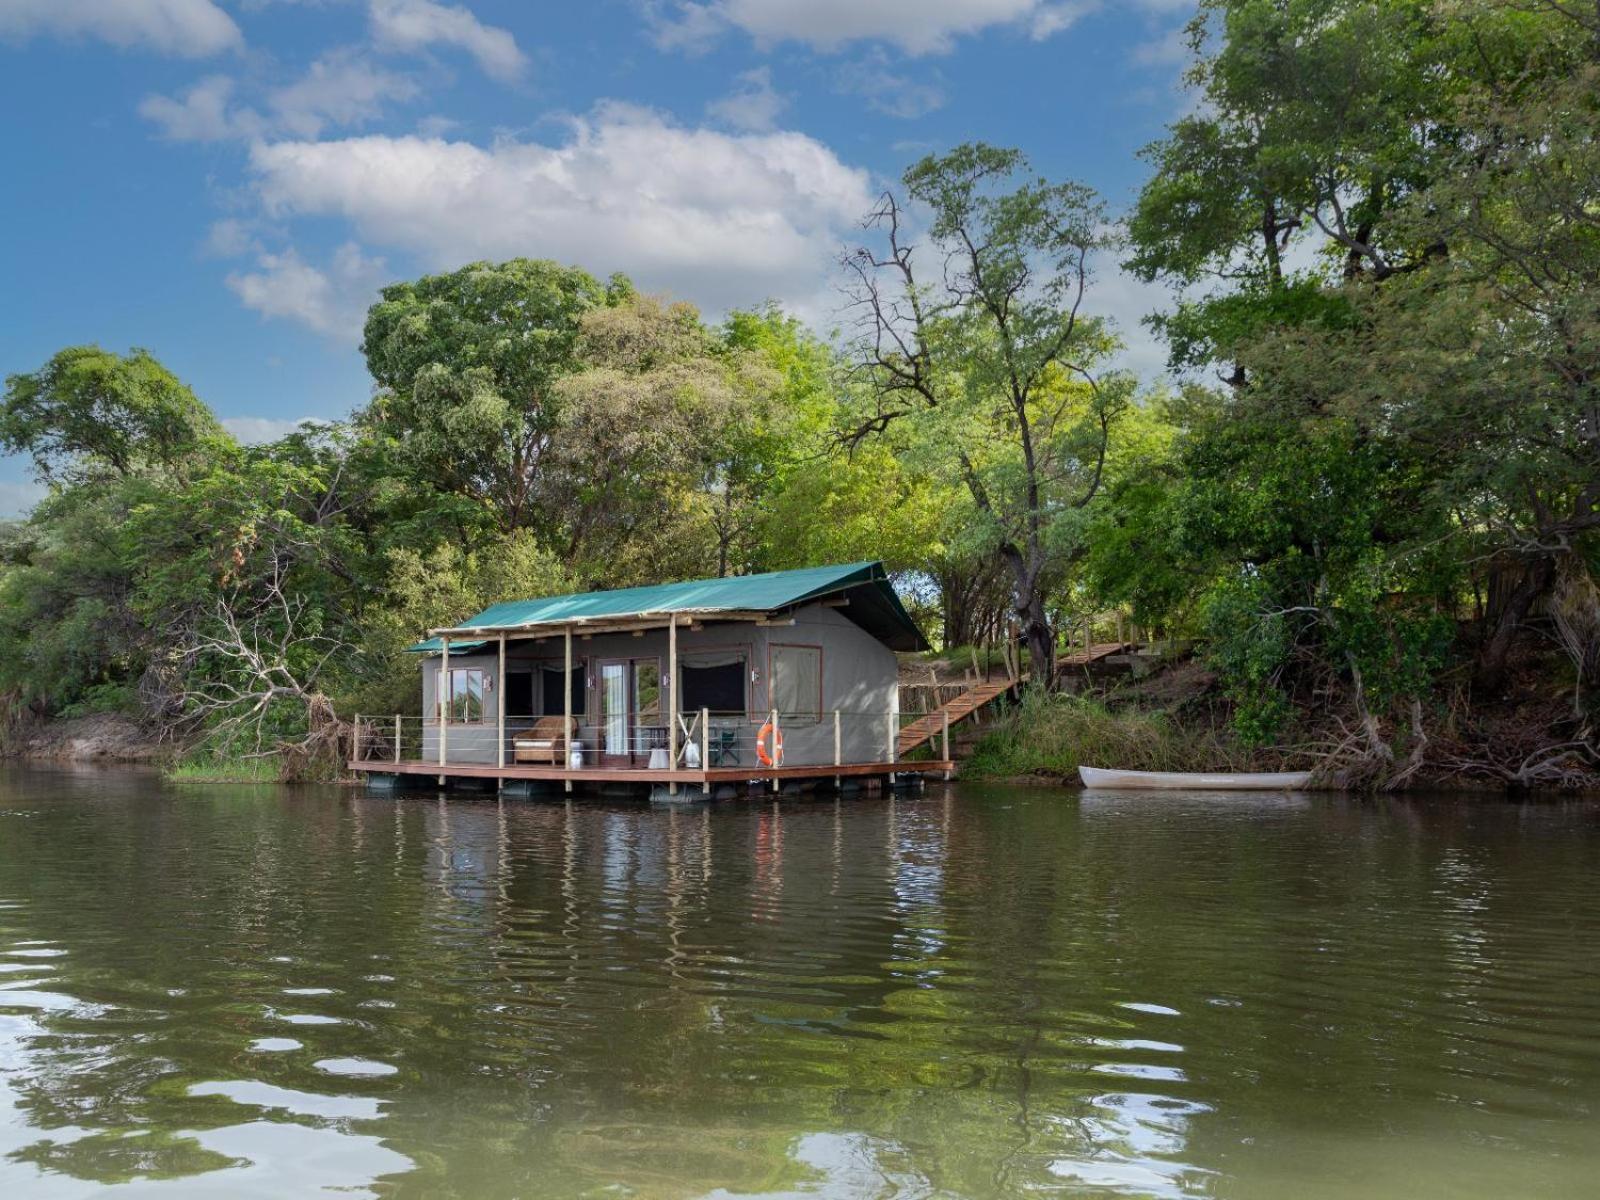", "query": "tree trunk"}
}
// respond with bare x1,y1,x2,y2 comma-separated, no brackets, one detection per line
1476,555,1557,692
1019,593,1054,685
